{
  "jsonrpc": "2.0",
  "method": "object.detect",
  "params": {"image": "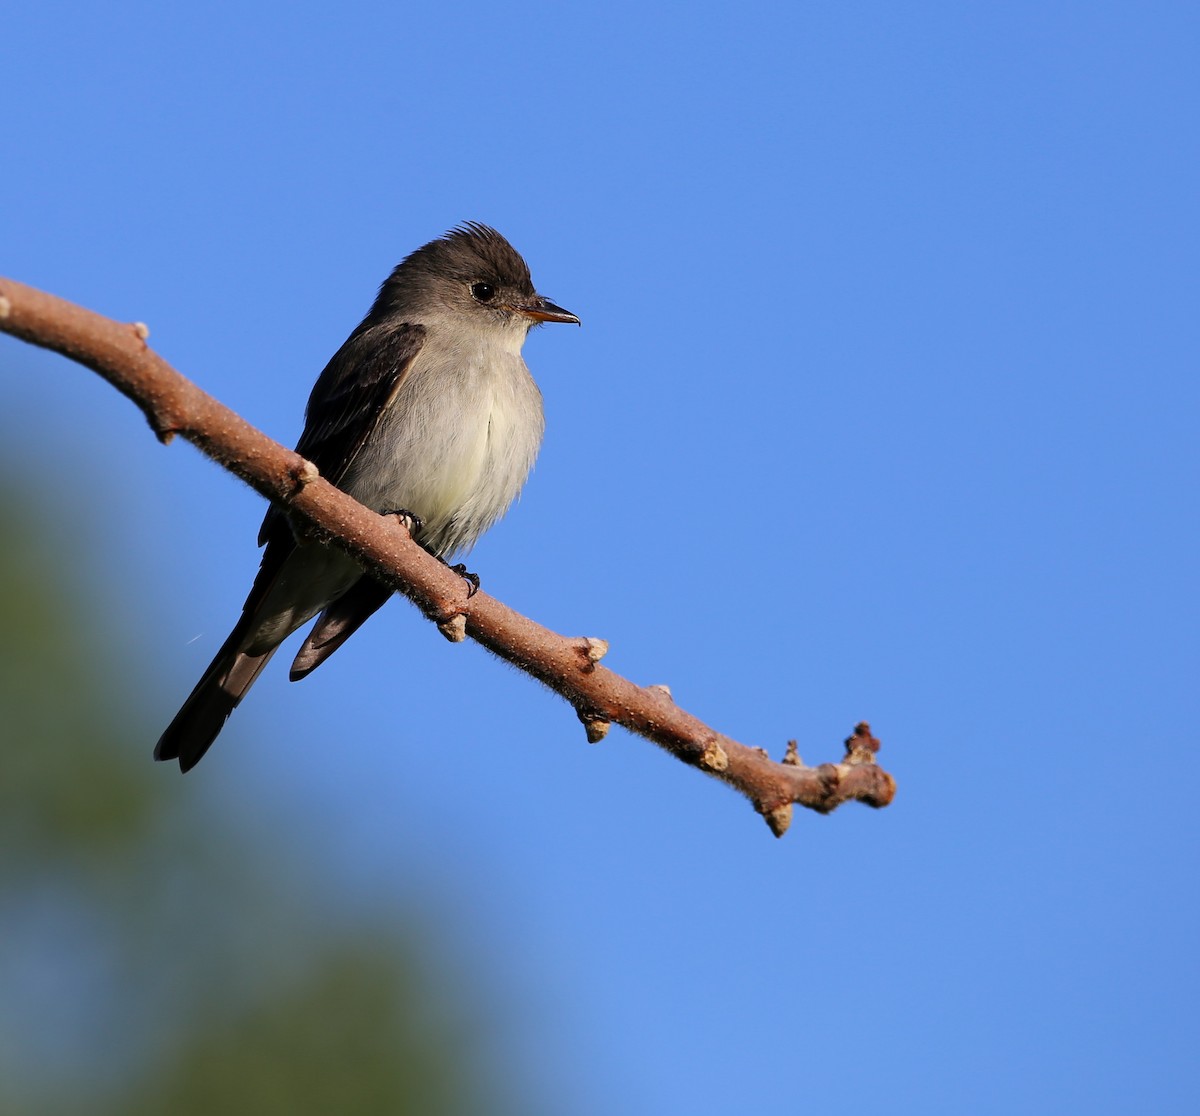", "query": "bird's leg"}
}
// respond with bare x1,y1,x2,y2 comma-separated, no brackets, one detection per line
380,509,479,596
